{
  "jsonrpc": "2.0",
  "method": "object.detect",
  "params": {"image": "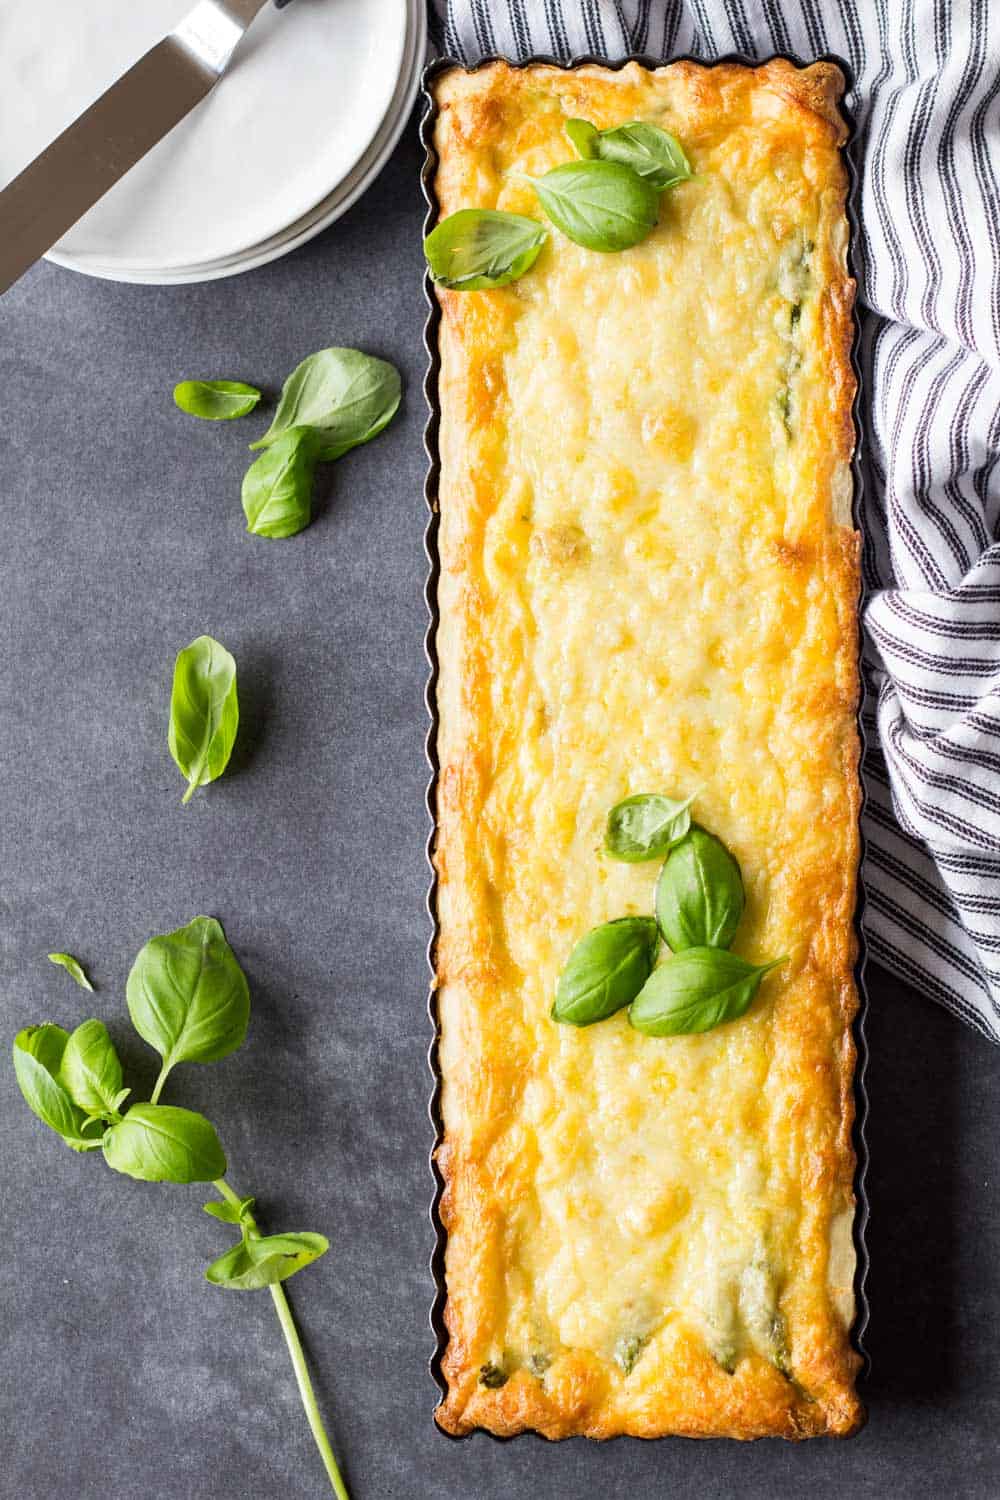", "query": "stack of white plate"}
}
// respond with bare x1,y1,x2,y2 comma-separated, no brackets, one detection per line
0,0,426,285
